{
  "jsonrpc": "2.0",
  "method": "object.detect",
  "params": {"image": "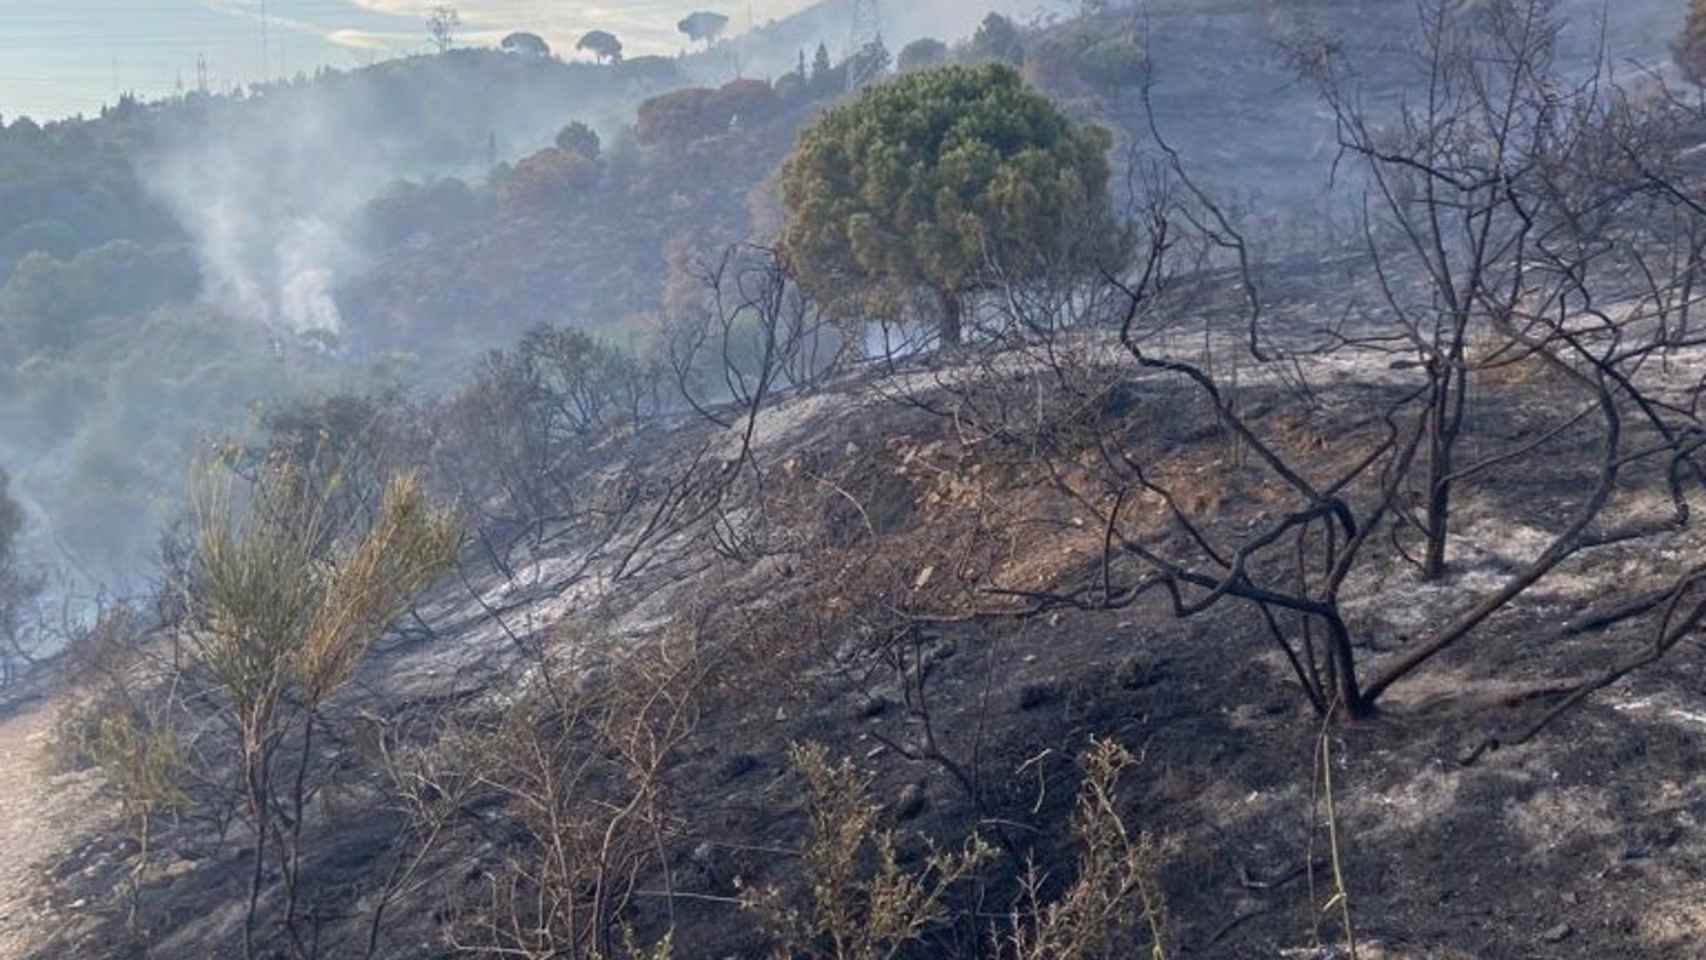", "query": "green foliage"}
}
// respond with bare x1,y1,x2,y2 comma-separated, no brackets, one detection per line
235,389,431,558
0,299,348,598
0,240,199,356
360,177,482,247
89,694,190,934
431,323,658,520
0,468,20,563
847,37,893,89
679,10,731,45
807,42,847,97
0,465,38,685
972,13,1026,65
1,218,78,264
779,63,1115,342
897,38,949,73
191,463,459,713
0,36,739,599
578,29,625,64
1024,26,1147,96
776,71,808,100
517,324,637,434
0,114,179,283
1078,35,1147,88
188,462,458,955
616,55,683,87
555,120,602,159
500,31,551,57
